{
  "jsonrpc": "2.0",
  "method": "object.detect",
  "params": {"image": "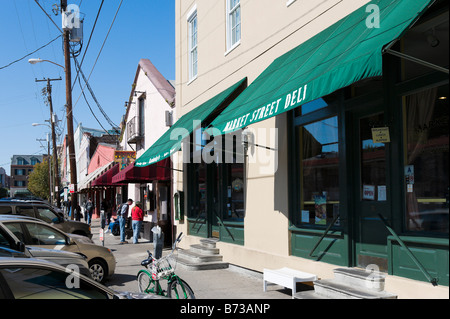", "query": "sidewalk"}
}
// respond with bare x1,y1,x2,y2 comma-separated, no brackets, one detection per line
89,218,293,299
